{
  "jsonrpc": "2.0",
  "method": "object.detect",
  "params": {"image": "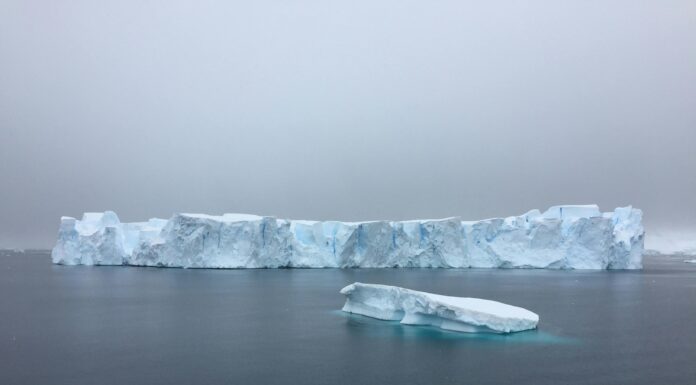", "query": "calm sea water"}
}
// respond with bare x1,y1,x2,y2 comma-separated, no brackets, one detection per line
1,251,695,385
